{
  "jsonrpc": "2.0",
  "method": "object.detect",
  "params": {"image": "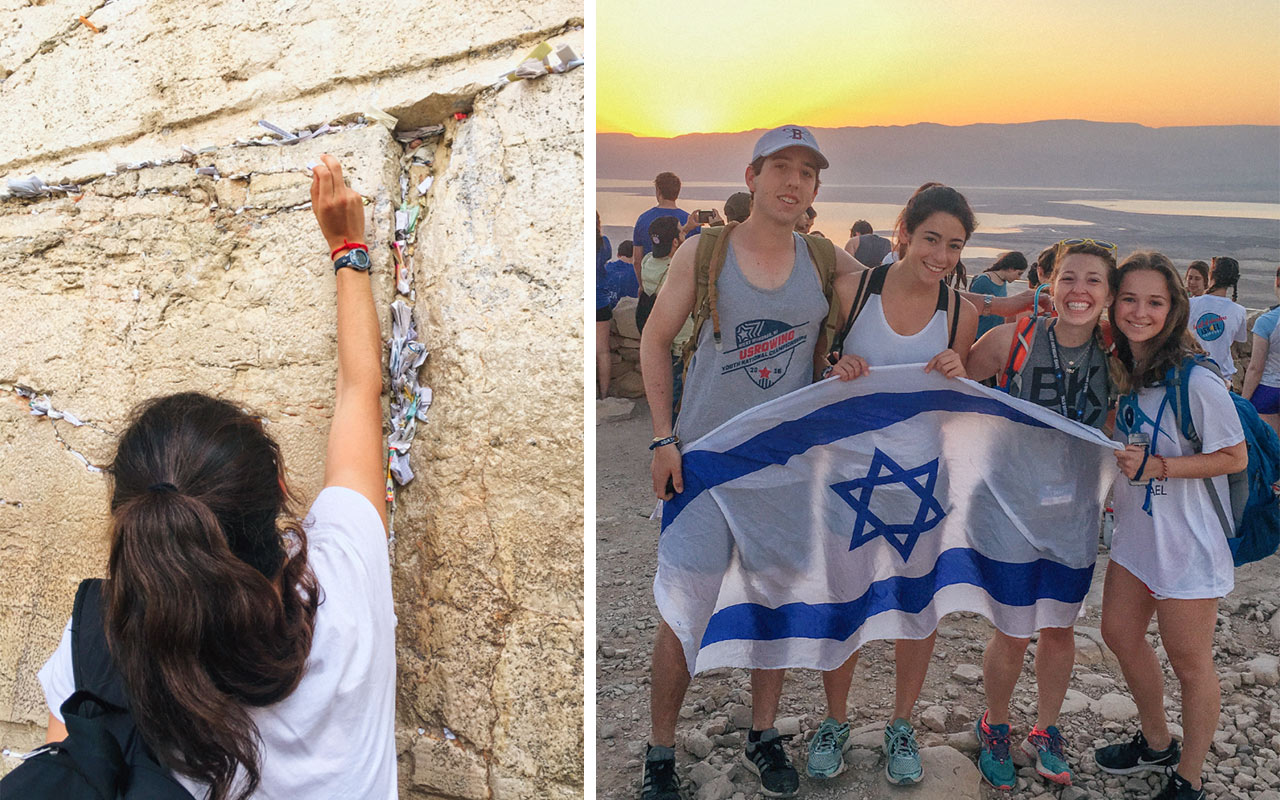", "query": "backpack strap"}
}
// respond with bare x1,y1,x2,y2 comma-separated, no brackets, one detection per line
828,263,890,361
797,232,843,371
938,282,961,350
1161,356,1235,536
997,316,1038,391
72,579,129,709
